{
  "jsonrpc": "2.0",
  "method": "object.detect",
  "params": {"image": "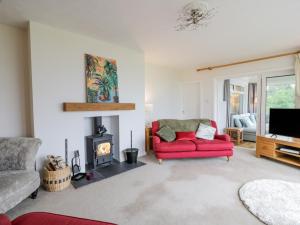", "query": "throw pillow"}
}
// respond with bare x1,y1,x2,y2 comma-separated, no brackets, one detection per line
249,114,256,124
156,126,176,142
196,123,216,140
176,132,196,141
240,117,255,128
234,118,243,128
